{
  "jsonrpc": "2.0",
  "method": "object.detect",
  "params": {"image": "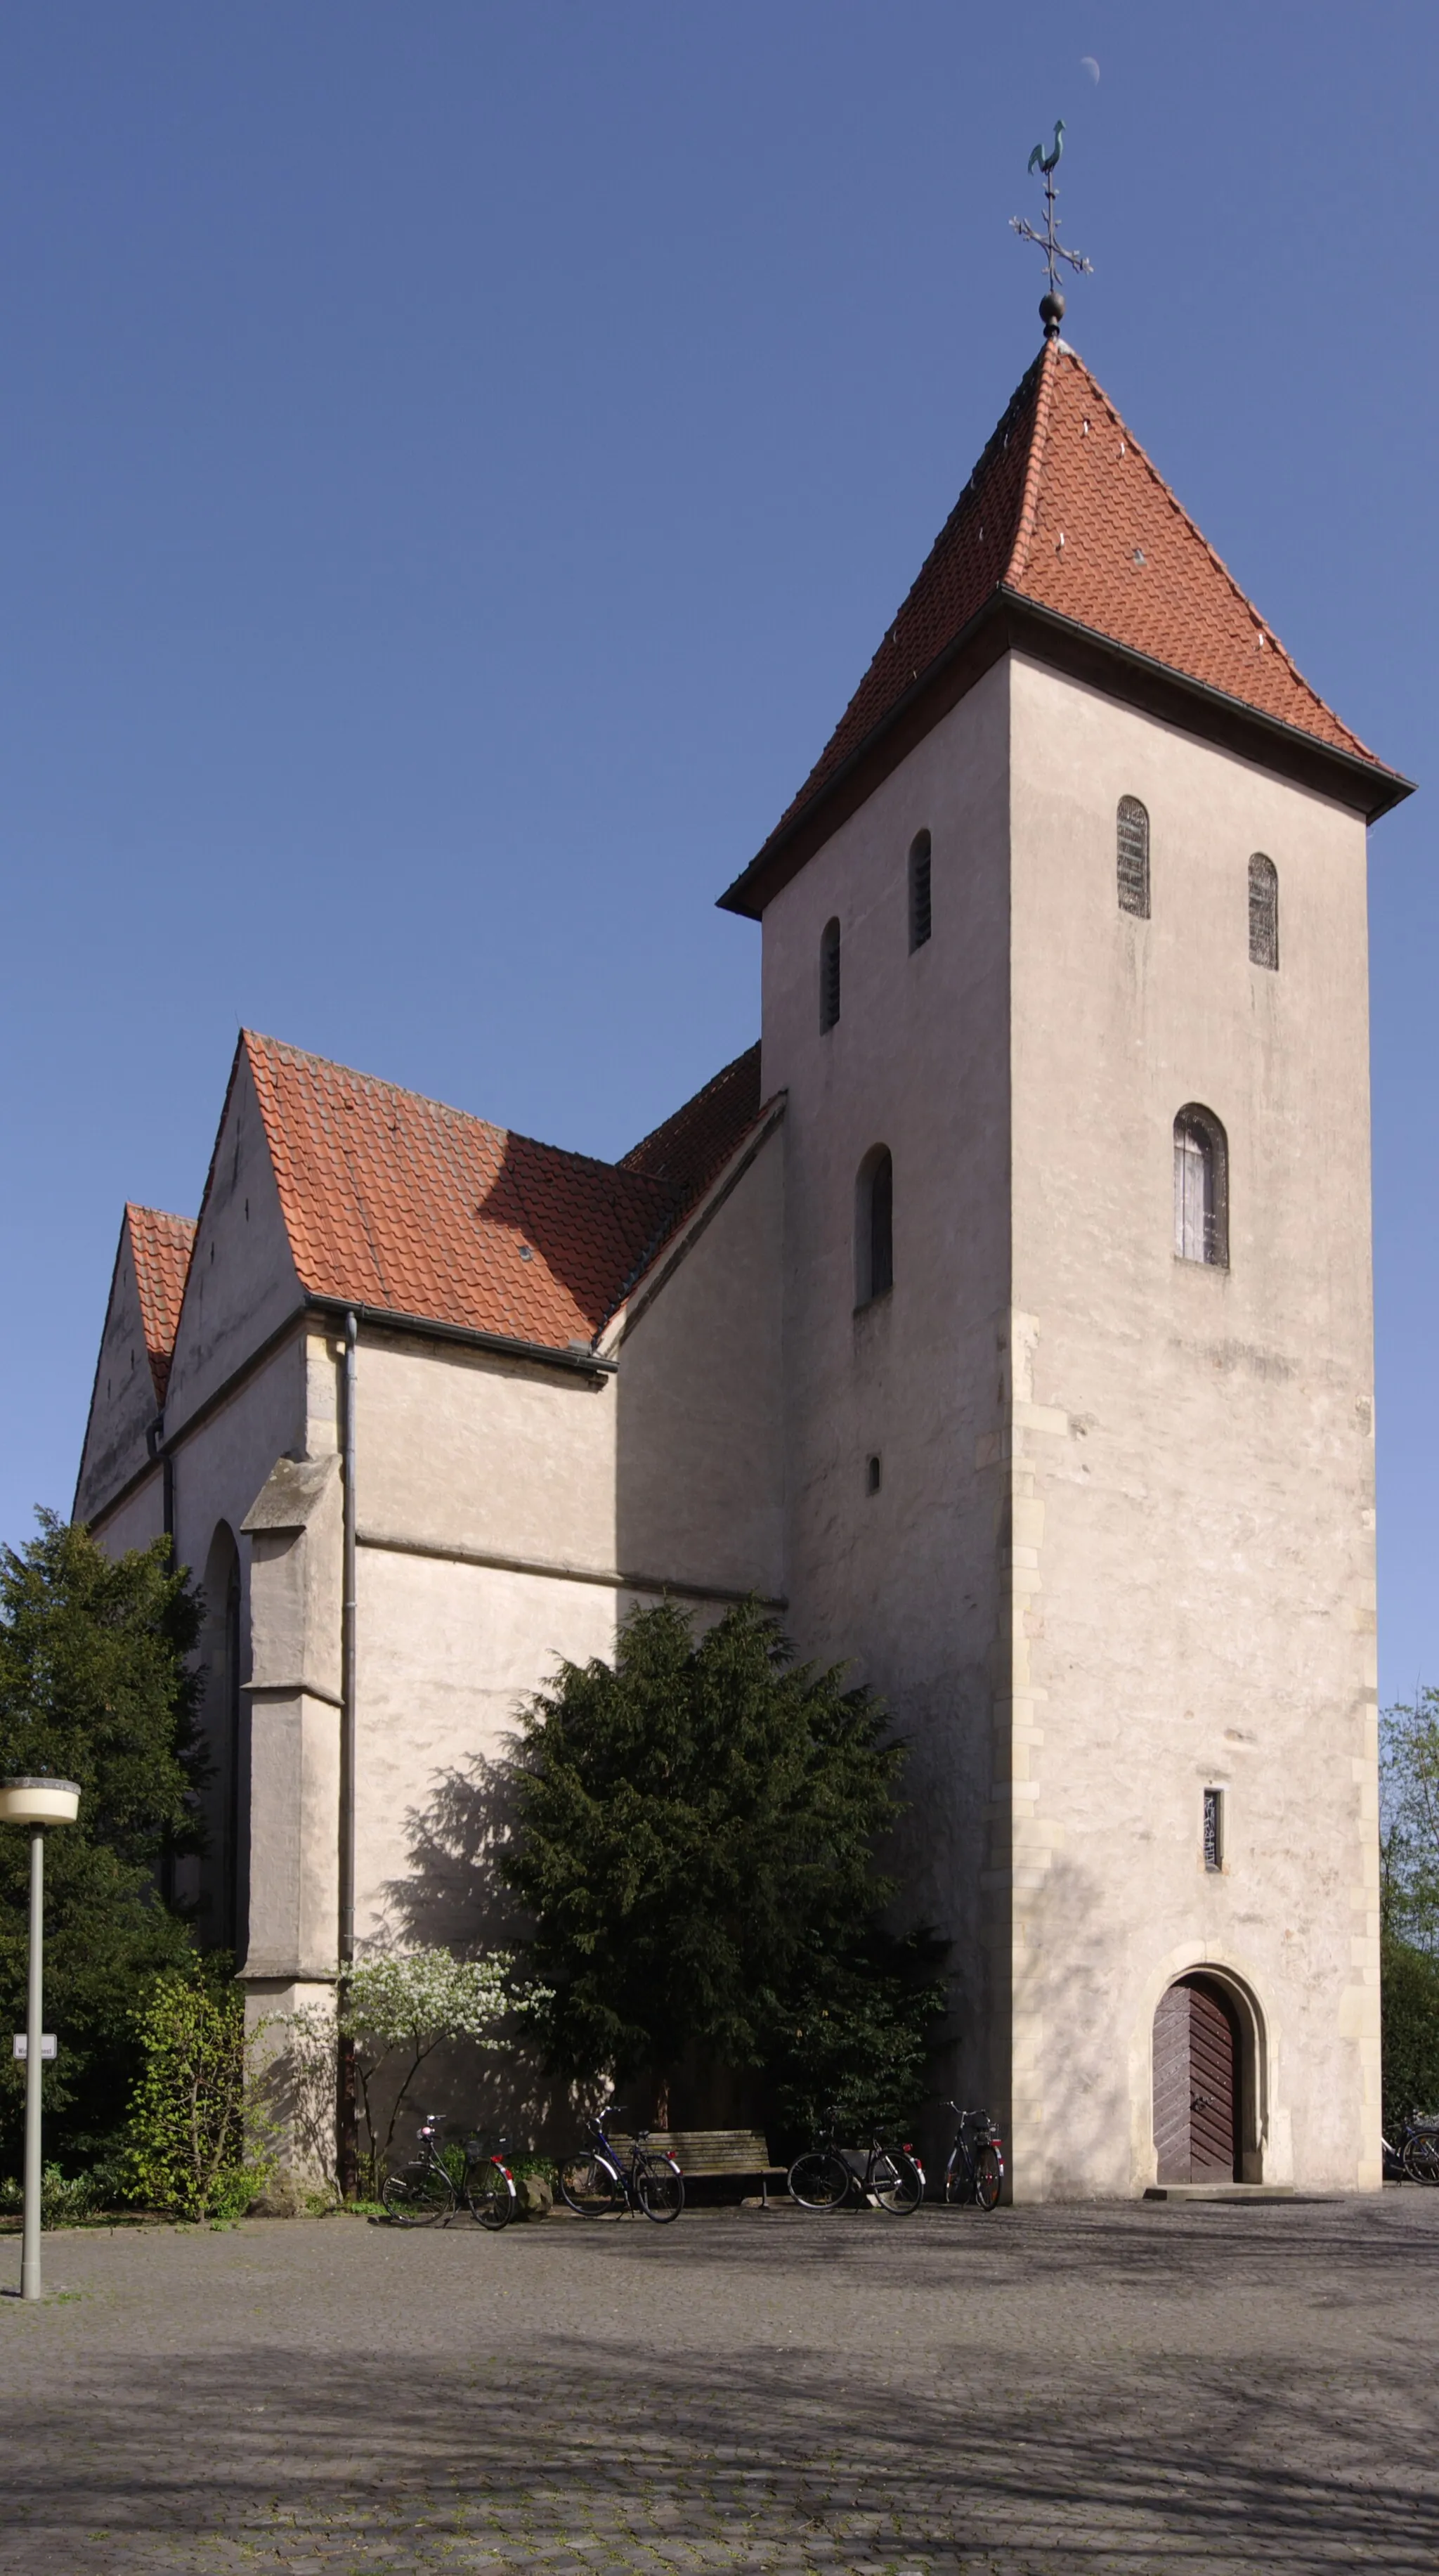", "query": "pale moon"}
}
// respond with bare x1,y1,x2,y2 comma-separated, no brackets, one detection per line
1080,55,1100,82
